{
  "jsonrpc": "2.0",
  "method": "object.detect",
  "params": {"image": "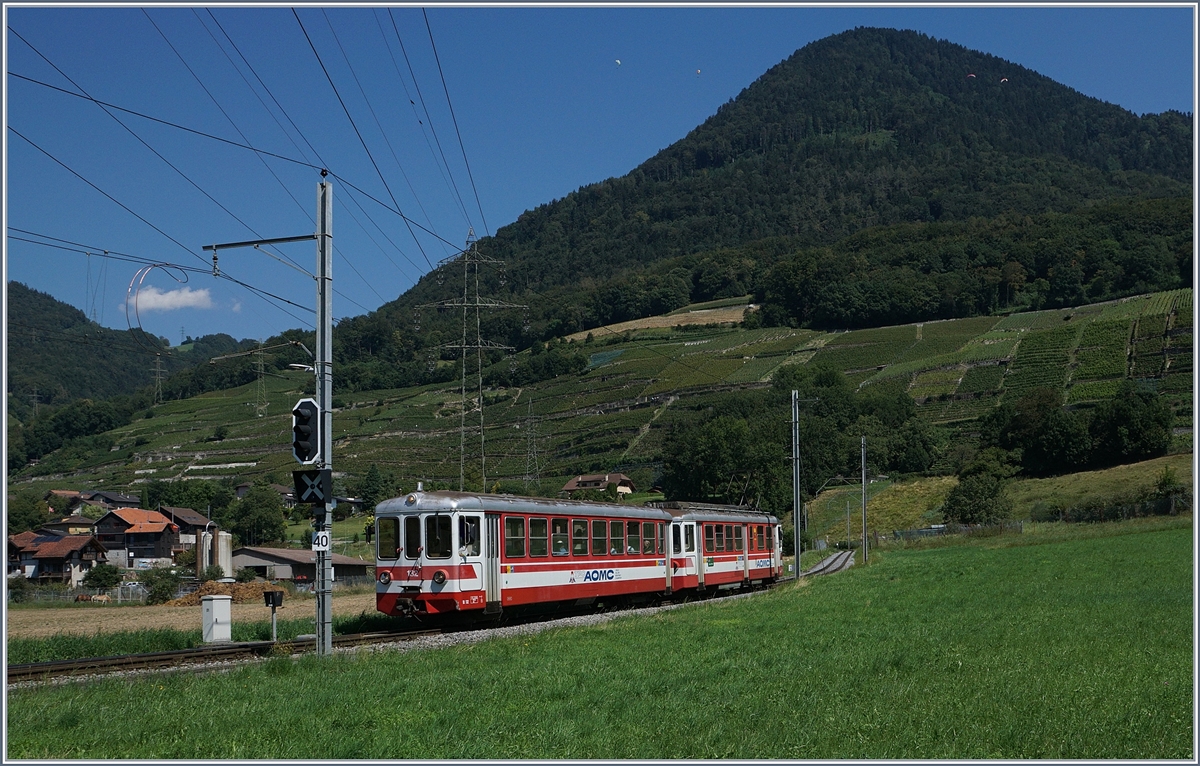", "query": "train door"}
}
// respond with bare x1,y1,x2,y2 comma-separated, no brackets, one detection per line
694,523,705,589
458,515,483,592
483,513,502,614
741,524,751,583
